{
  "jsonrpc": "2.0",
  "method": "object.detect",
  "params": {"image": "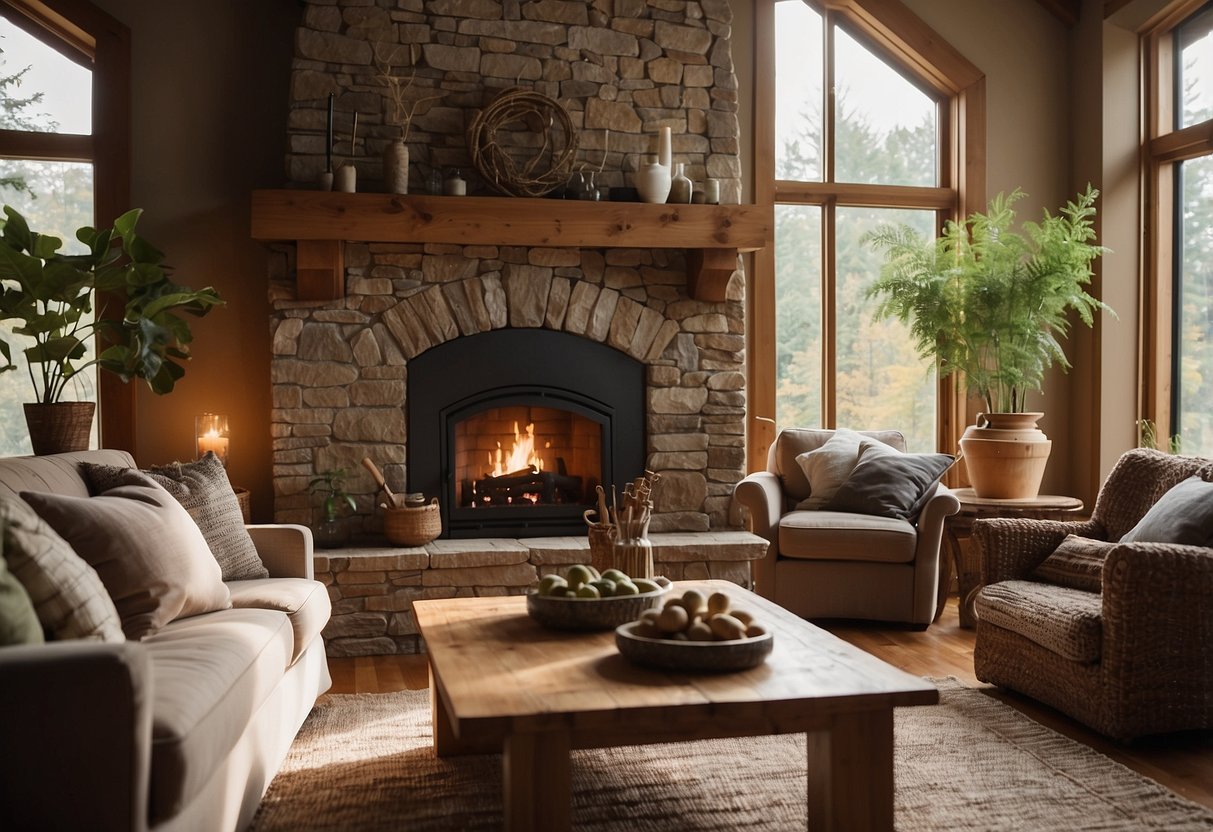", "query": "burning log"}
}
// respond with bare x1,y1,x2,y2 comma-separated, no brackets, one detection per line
469,463,582,506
